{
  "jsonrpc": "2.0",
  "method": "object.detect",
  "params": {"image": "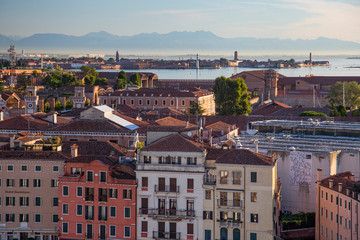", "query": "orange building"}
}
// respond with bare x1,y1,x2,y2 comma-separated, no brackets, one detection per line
316,169,360,240
58,144,136,240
